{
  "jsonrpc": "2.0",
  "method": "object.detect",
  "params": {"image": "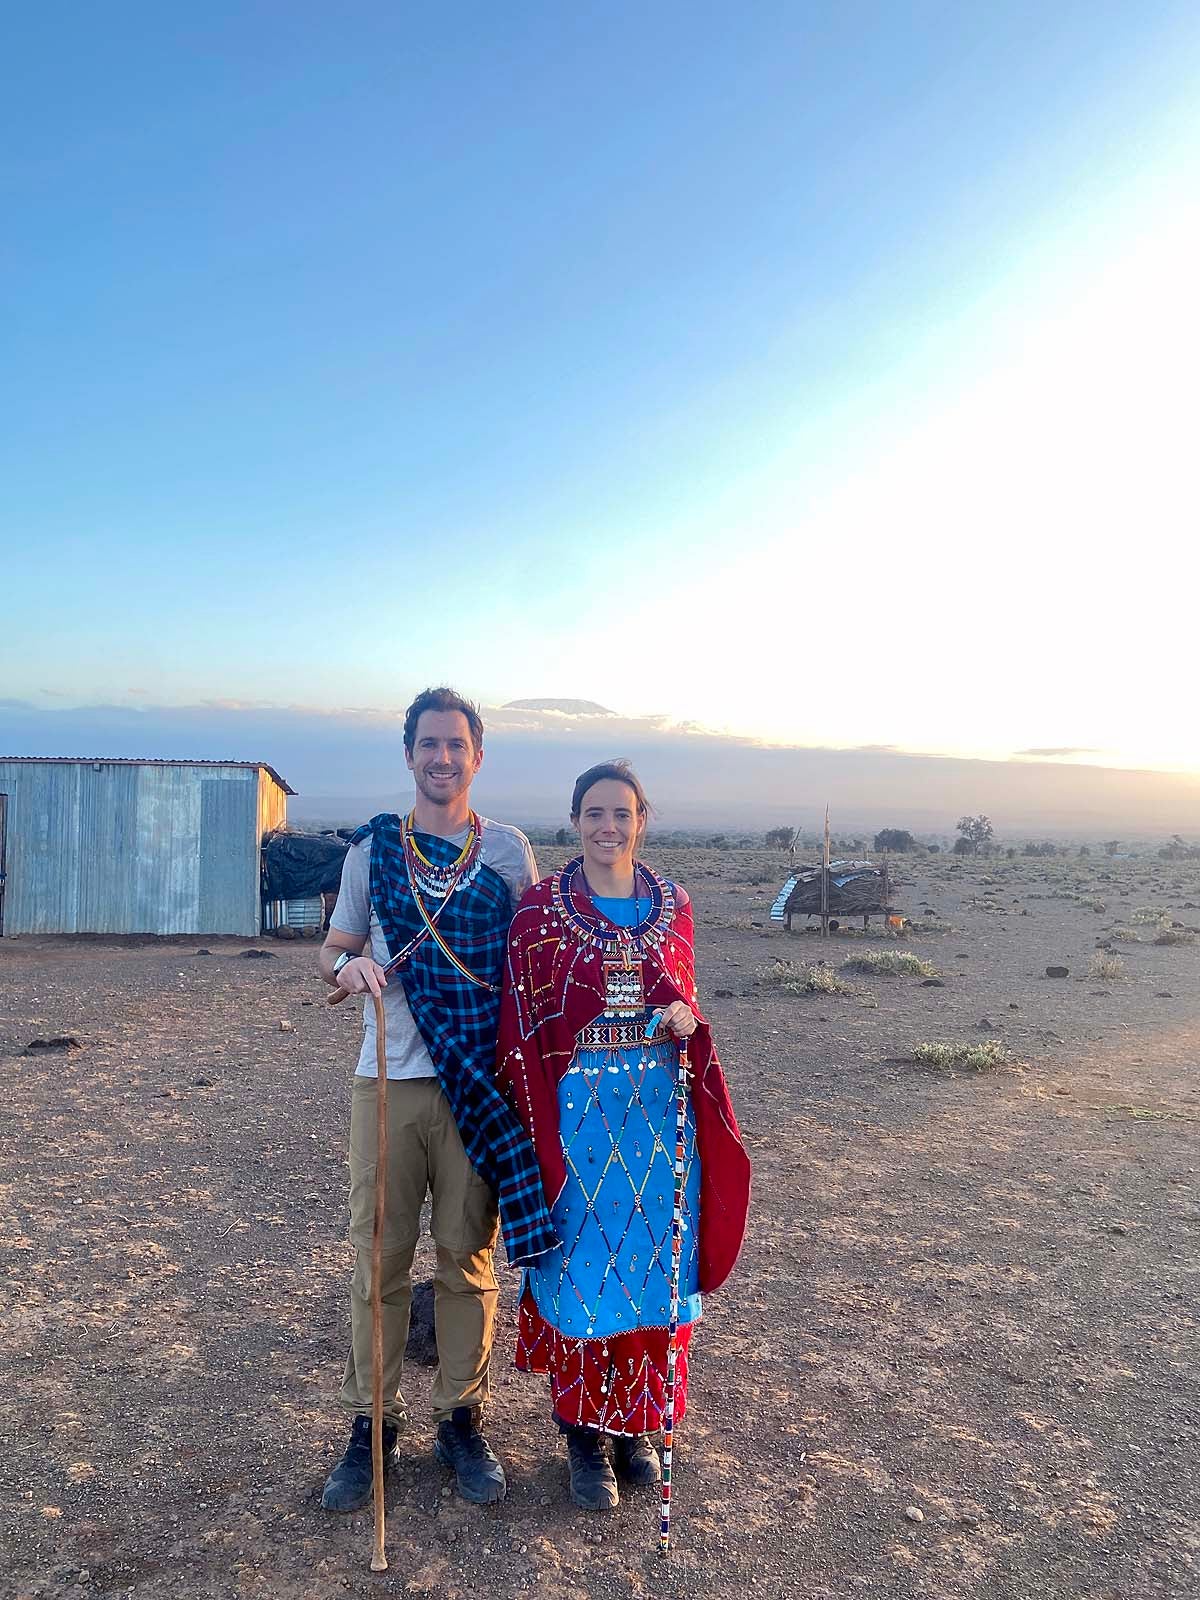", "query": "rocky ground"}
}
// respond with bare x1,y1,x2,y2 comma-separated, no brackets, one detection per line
1,849,1198,1599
